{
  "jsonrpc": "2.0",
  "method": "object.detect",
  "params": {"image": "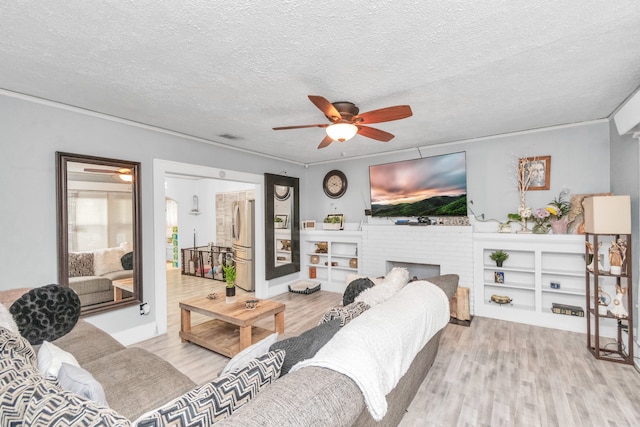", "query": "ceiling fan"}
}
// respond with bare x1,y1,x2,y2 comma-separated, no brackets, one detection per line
273,95,413,149
84,167,133,182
